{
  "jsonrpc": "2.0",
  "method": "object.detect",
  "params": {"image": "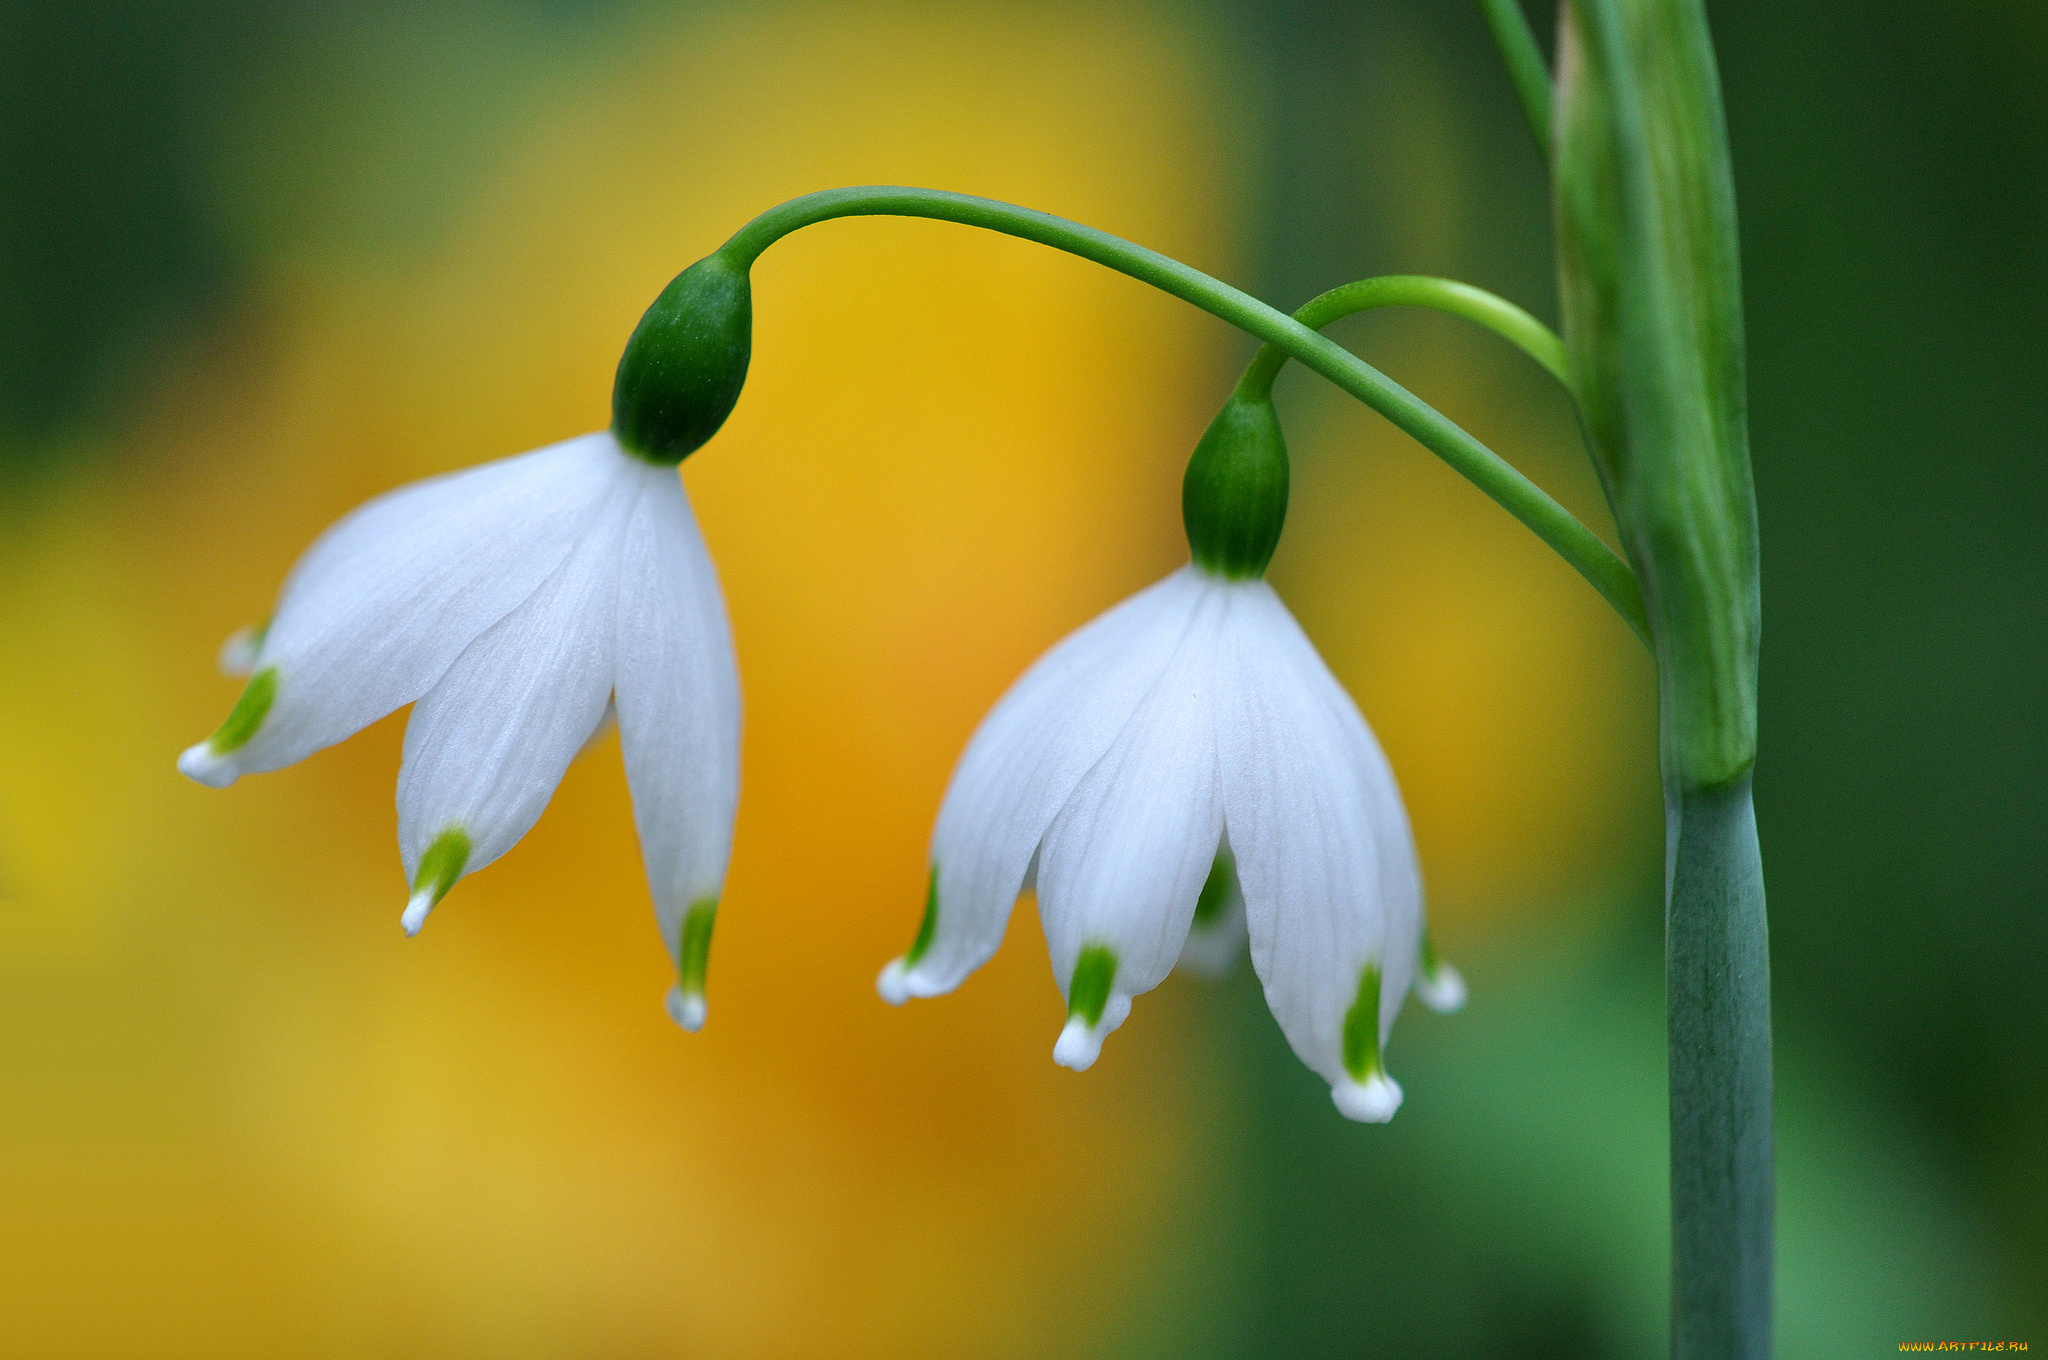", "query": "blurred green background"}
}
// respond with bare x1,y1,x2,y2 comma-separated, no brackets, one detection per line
1,0,2040,1355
